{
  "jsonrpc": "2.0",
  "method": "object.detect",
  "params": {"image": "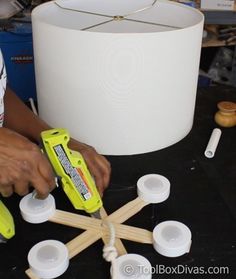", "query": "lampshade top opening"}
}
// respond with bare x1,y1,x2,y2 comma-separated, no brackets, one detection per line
33,0,203,34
